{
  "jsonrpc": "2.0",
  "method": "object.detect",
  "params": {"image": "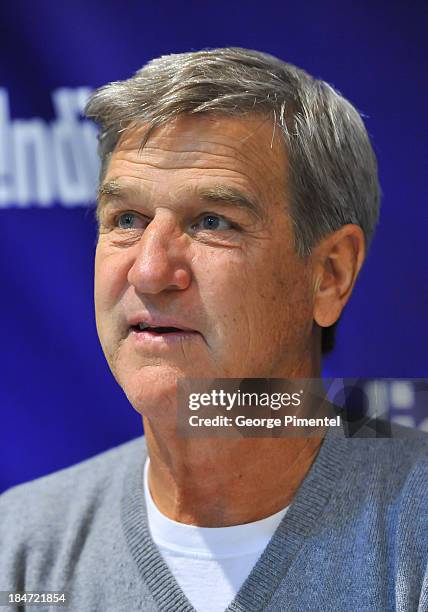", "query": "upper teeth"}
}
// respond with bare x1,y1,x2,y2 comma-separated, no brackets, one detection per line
138,323,151,330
